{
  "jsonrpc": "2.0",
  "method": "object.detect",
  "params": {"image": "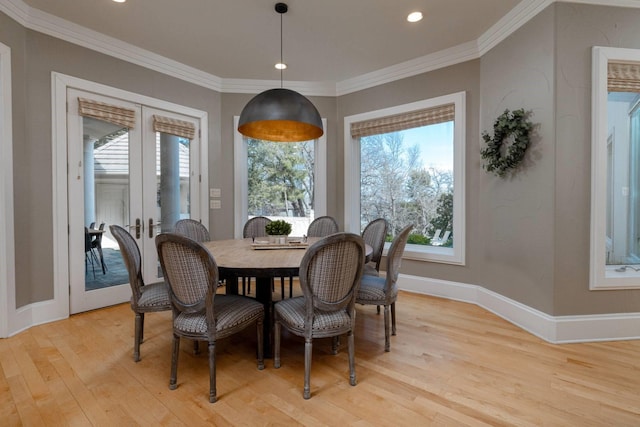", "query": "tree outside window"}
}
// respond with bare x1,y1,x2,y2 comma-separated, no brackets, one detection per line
360,122,454,247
